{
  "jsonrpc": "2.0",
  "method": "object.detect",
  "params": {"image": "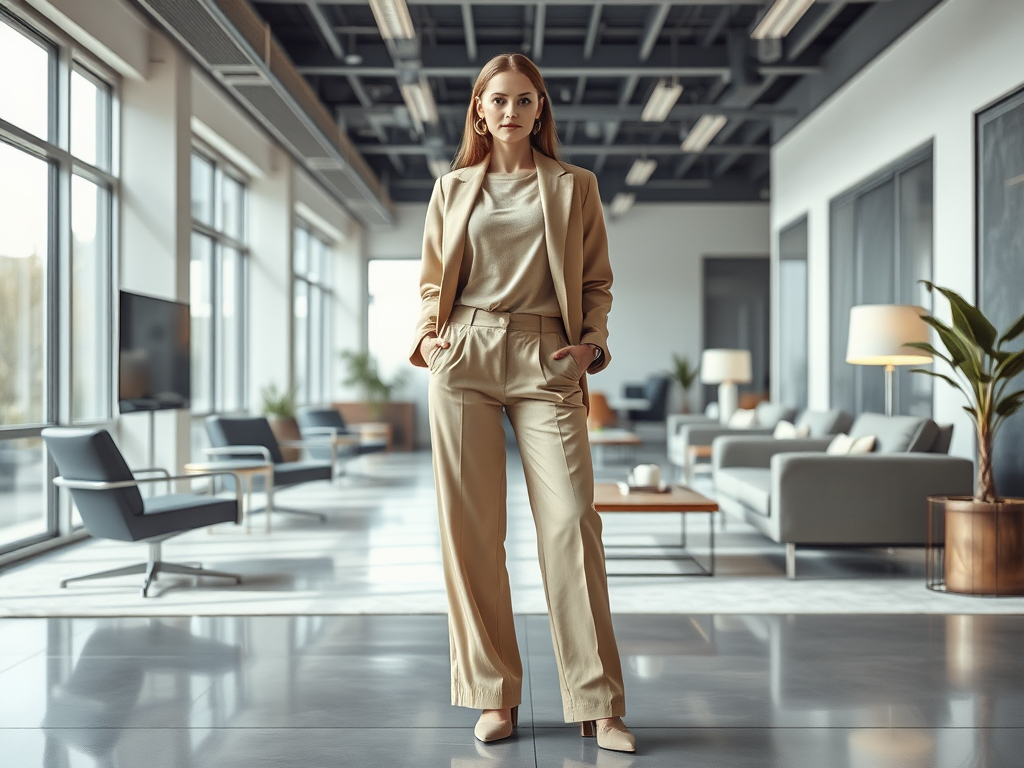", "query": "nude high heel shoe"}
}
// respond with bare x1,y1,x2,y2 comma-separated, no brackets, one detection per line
580,717,636,753
474,706,518,743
